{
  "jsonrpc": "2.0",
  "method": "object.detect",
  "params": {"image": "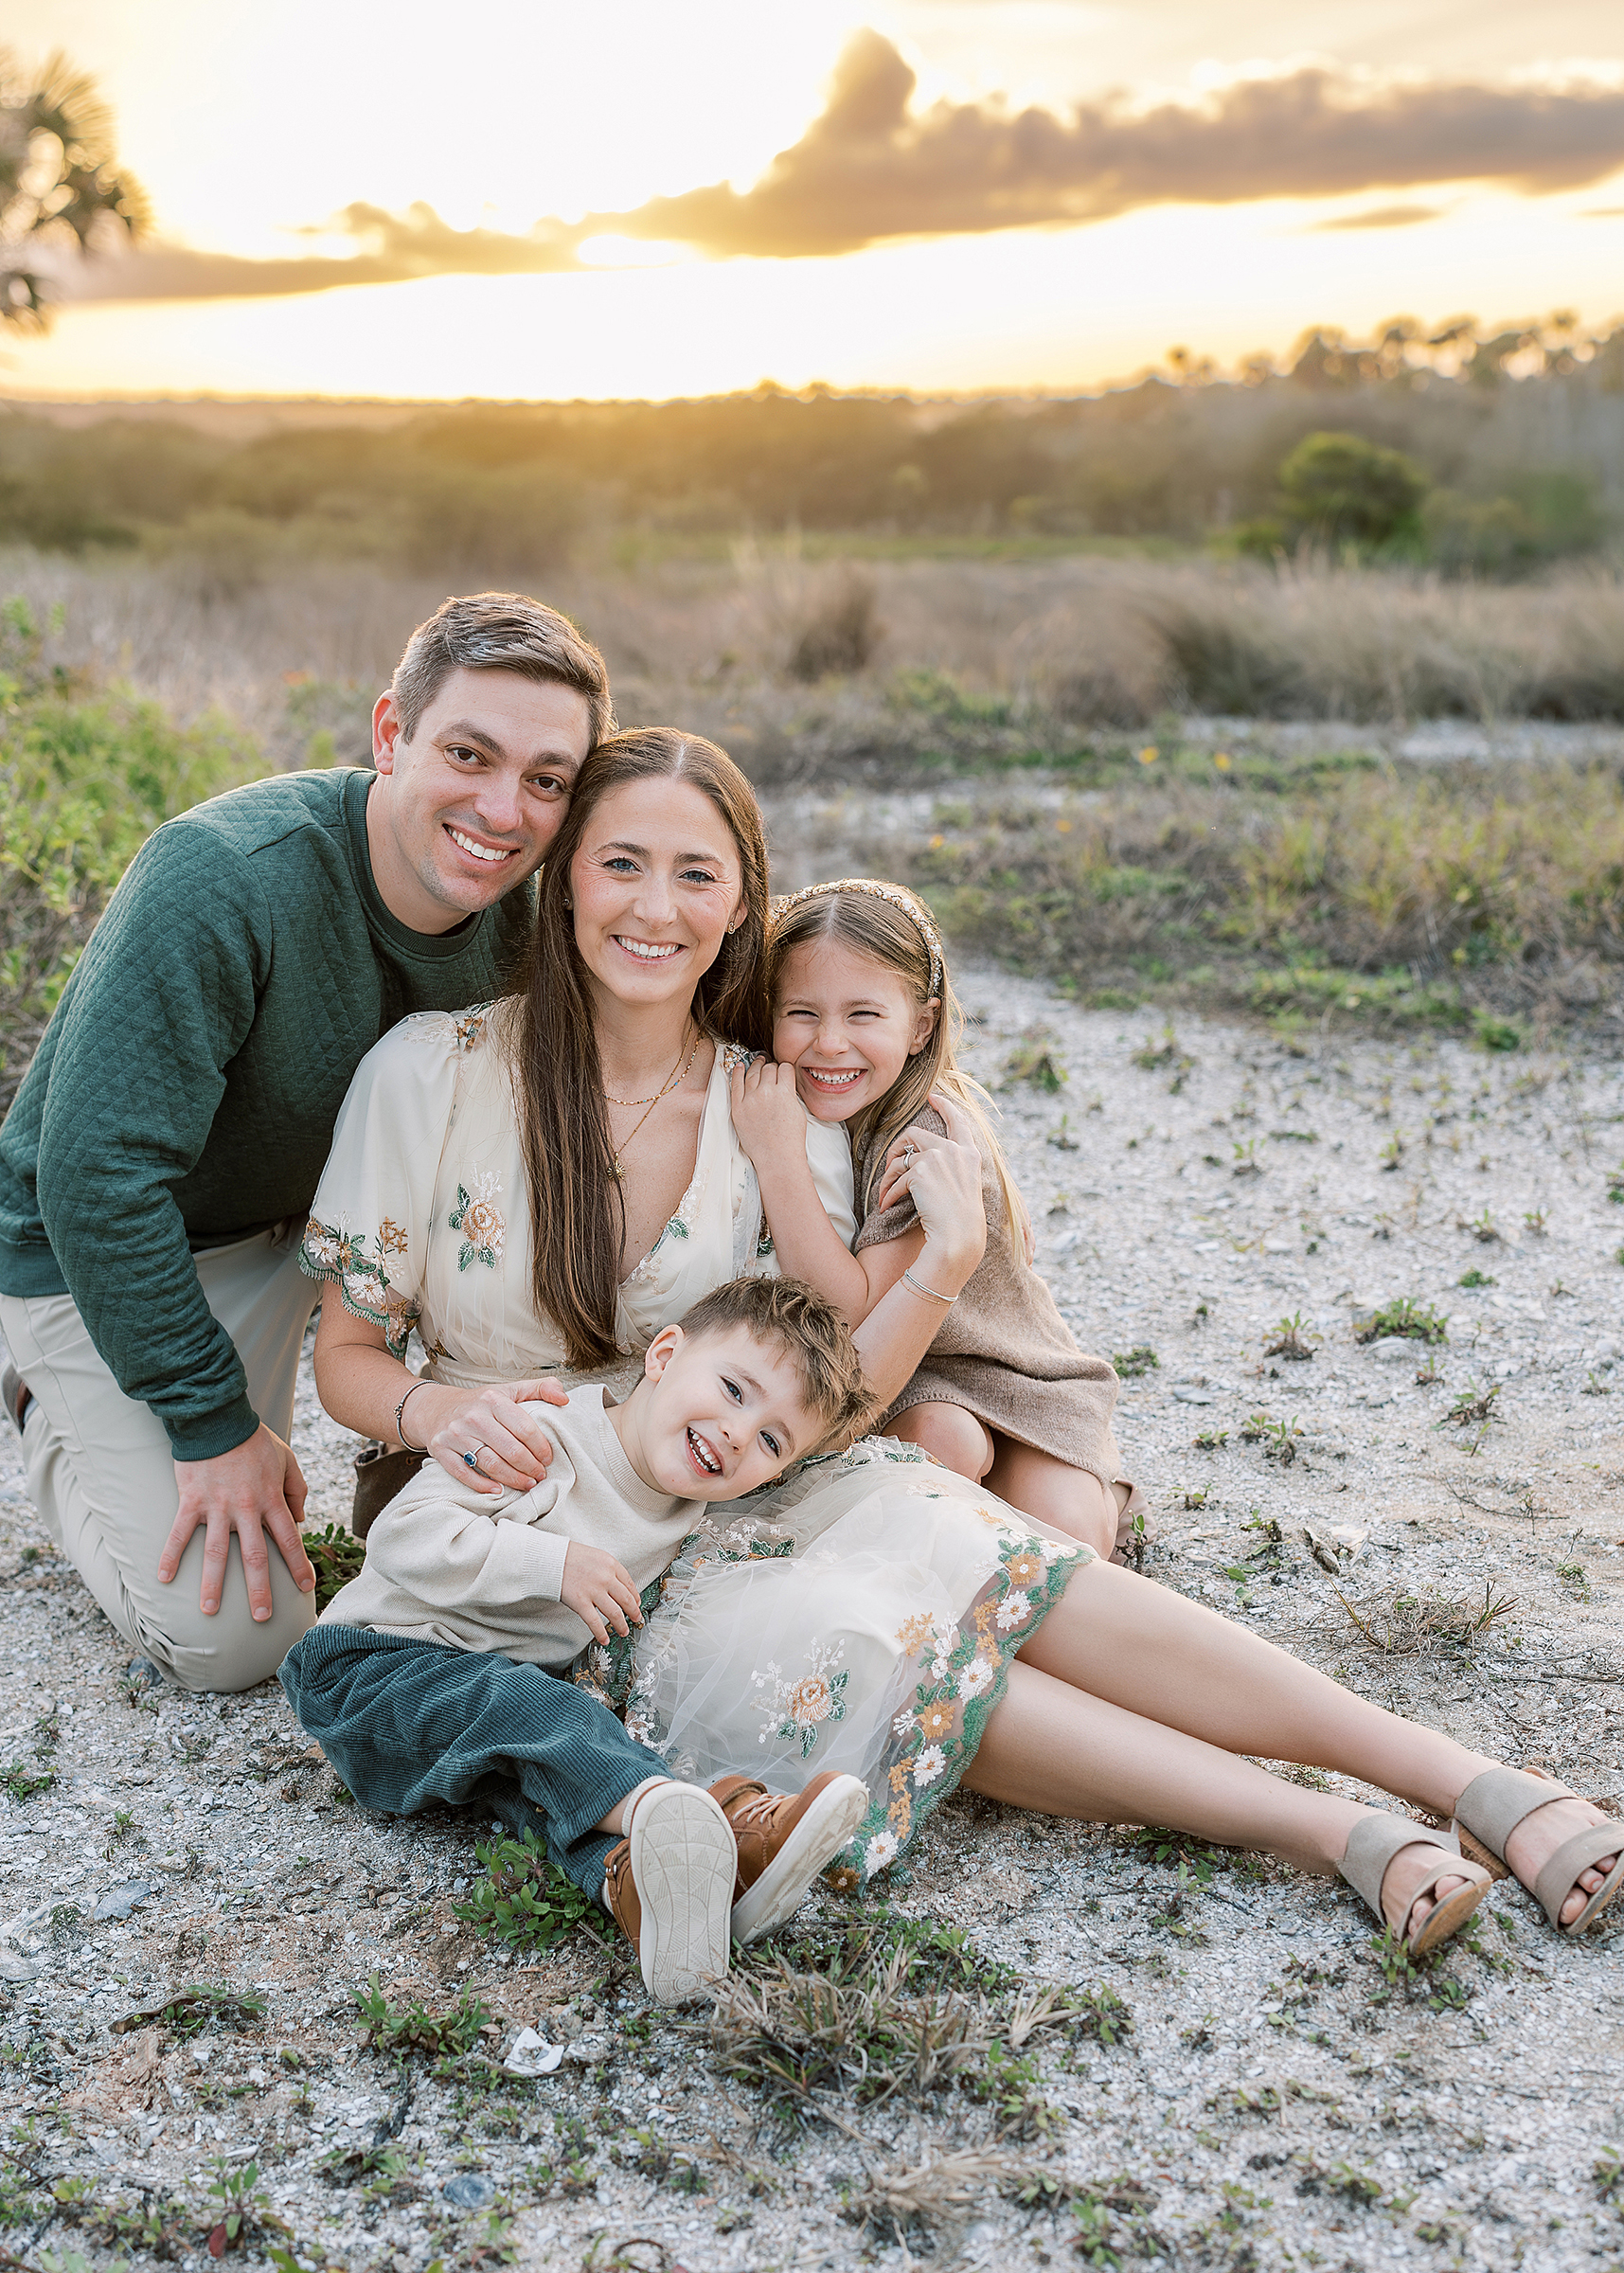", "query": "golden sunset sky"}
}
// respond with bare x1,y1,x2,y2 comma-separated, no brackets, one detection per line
9,0,1624,400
